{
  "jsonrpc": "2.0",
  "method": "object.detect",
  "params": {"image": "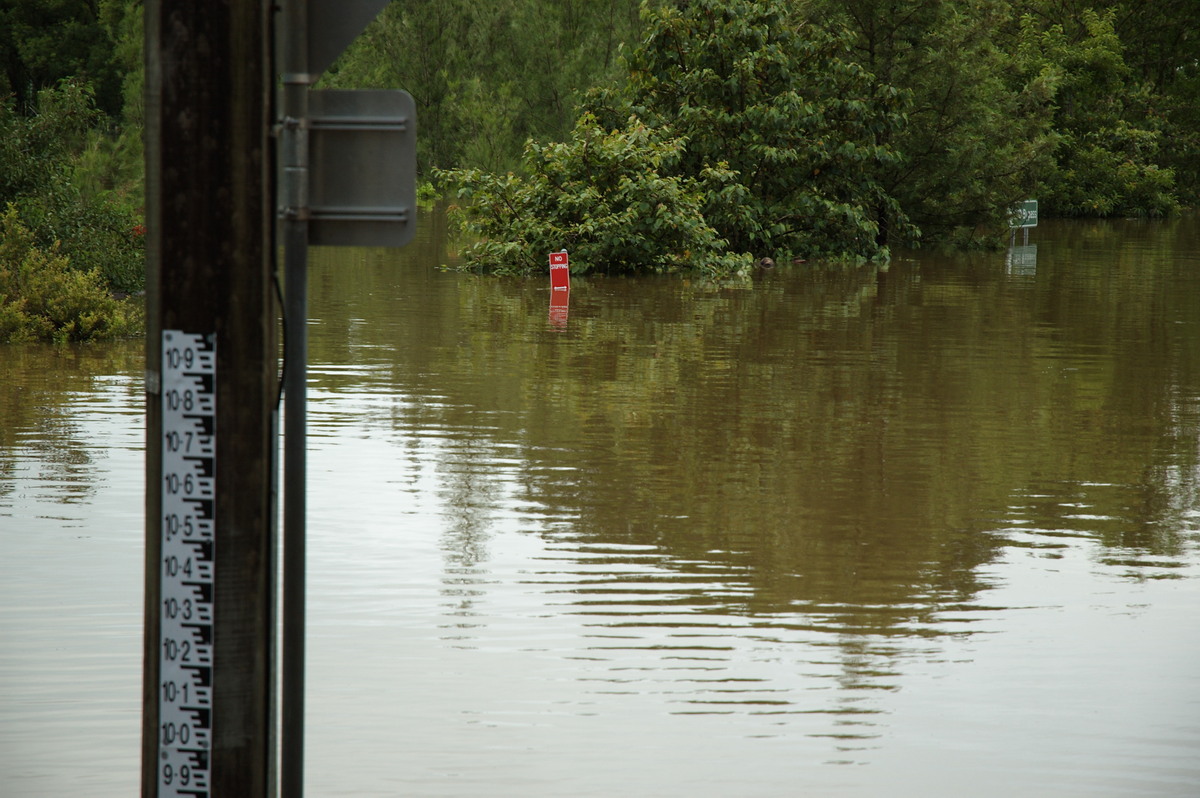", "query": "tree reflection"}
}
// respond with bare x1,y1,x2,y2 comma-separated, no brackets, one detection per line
0,341,141,504
305,214,1200,638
